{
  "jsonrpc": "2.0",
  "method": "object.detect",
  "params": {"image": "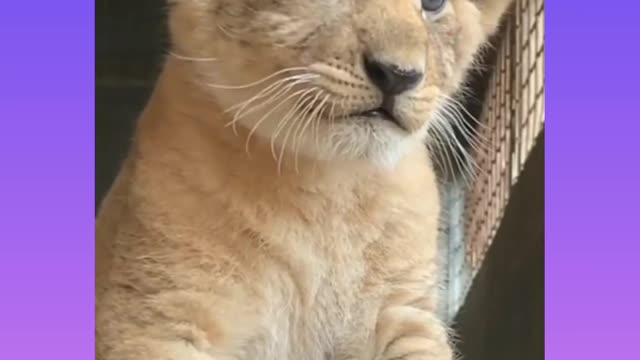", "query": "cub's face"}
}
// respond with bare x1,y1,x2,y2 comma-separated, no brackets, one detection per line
169,0,509,167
